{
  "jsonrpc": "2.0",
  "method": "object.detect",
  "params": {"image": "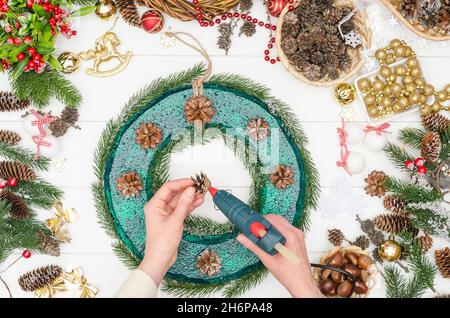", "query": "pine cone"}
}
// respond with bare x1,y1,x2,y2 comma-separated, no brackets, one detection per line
435,247,450,278
421,131,442,162
401,0,419,20
117,0,140,27
328,229,344,246
60,107,79,126
191,172,211,195
239,21,256,37
373,214,419,236
116,171,143,198
197,249,222,276
240,0,253,11
0,130,21,145
0,190,29,219
49,119,70,137
18,265,63,292
422,112,450,133
184,96,216,123
282,23,300,39
135,122,162,150
247,118,270,141
217,22,233,54
356,215,375,233
356,215,386,246
435,294,450,298
383,195,407,214
38,231,61,257
281,37,298,55
372,247,383,263
353,235,370,250
0,161,36,181
323,7,342,24
302,63,323,81
270,165,294,190
0,92,29,112
364,171,387,197
417,234,433,252
284,11,299,24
